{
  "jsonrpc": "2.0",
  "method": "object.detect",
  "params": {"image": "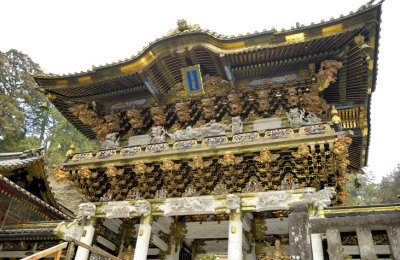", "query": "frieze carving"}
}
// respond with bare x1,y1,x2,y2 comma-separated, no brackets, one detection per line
67,139,346,206
231,116,243,134
255,191,296,211
150,126,167,143
101,133,120,150
78,203,96,218
226,194,241,213
315,60,343,92
135,200,151,216
66,61,343,145
286,108,321,126
101,201,135,218
333,137,352,176
161,196,220,216
302,187,336,207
